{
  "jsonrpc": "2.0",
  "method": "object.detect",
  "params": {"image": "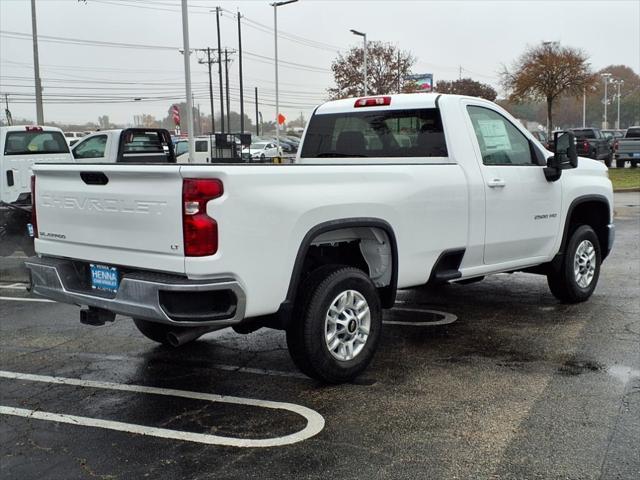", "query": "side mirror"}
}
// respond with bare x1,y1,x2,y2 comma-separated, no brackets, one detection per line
544,131,578,181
